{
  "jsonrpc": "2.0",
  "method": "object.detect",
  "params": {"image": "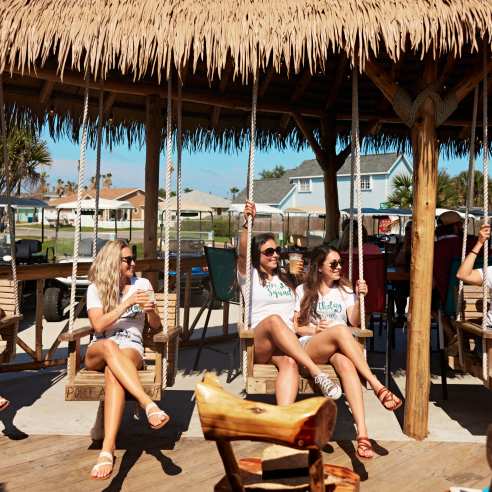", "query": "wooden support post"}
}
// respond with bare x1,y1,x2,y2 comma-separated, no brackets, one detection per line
308,449,325,492
183,270,192,334
222,301,230,336
216,441,244,492
404,57,438,440
143,95,161,289
35,279,44,360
